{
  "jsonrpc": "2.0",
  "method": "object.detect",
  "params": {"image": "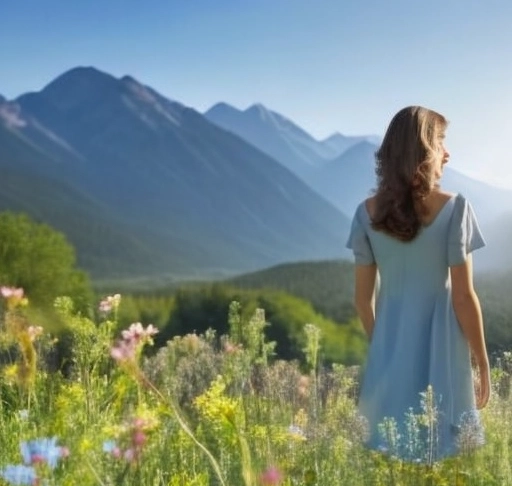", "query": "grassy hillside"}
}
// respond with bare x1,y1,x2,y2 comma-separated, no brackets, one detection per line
226,260,356,324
